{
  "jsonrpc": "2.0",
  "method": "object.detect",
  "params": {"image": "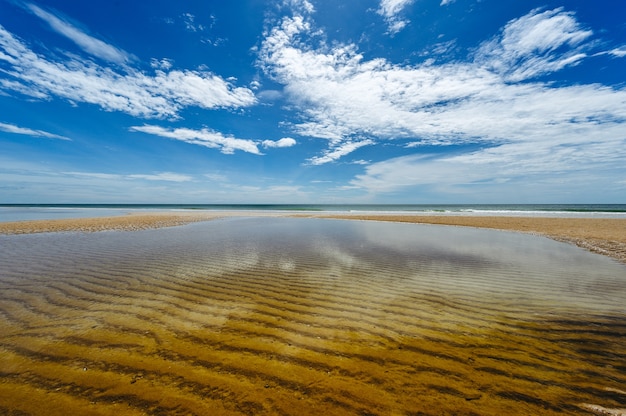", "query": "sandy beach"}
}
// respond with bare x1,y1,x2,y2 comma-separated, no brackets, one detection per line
1,211,626,264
